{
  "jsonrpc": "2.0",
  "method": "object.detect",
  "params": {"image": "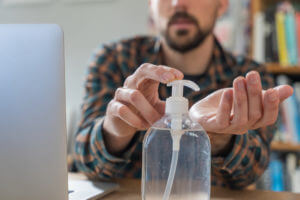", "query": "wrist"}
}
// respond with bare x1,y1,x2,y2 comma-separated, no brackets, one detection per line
208,132,235,157
102,117,136,156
